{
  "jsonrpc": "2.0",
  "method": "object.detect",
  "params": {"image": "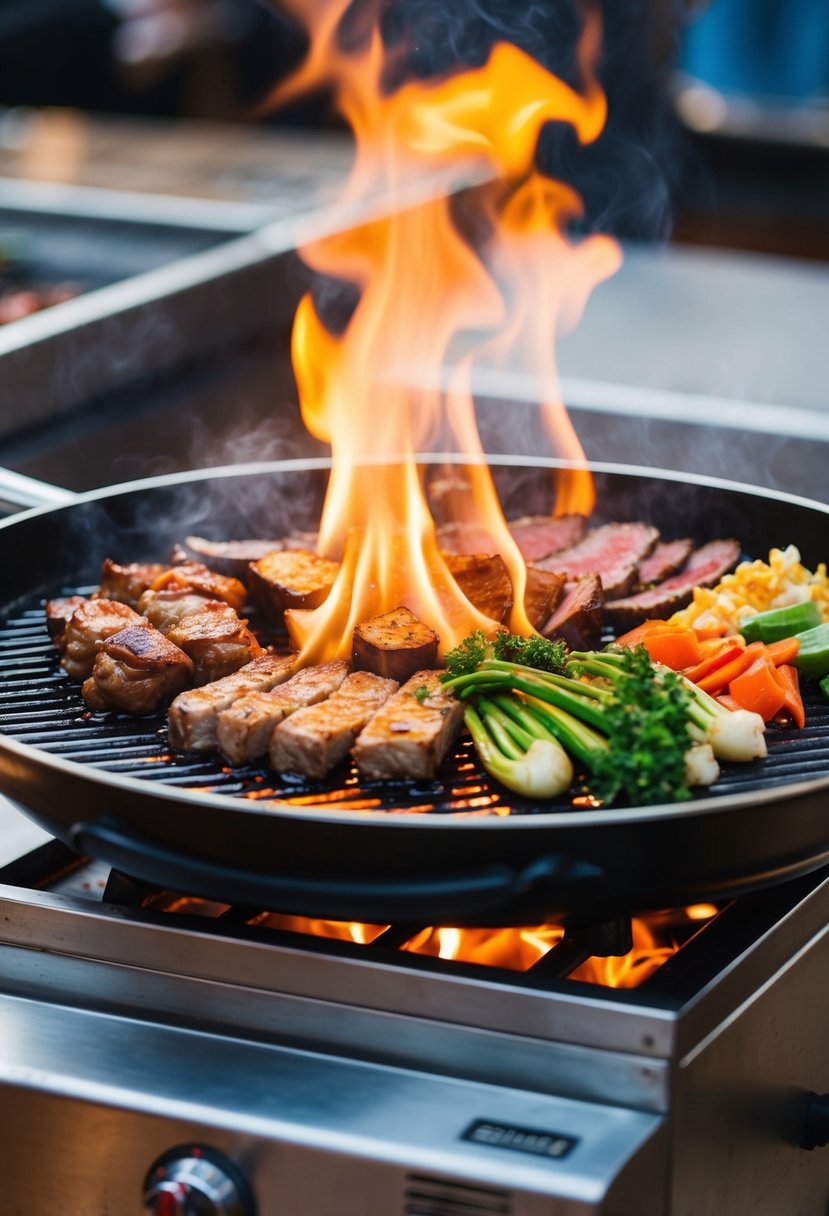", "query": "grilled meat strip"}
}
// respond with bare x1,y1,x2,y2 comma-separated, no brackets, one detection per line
605,538,741,629
61,598,148,680
46,595,87,649
217,659,350,765
82,625,193,714
165,602,262,686
535,522,659,599
270,670,397,780
150,562,247,614
168,653,297,751
353,670,463,781
507,514,587,562
635,538,693,589
98,560,169,607
136,589,215,633
542,573,605,650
